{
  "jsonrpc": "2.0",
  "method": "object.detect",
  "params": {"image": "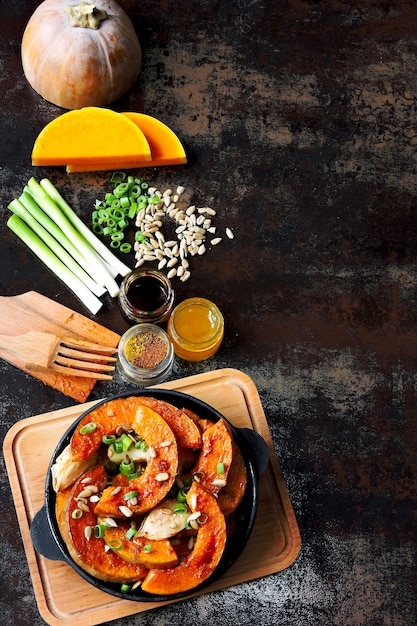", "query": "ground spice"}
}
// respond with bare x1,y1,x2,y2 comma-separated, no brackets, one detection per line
124,327,168,369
